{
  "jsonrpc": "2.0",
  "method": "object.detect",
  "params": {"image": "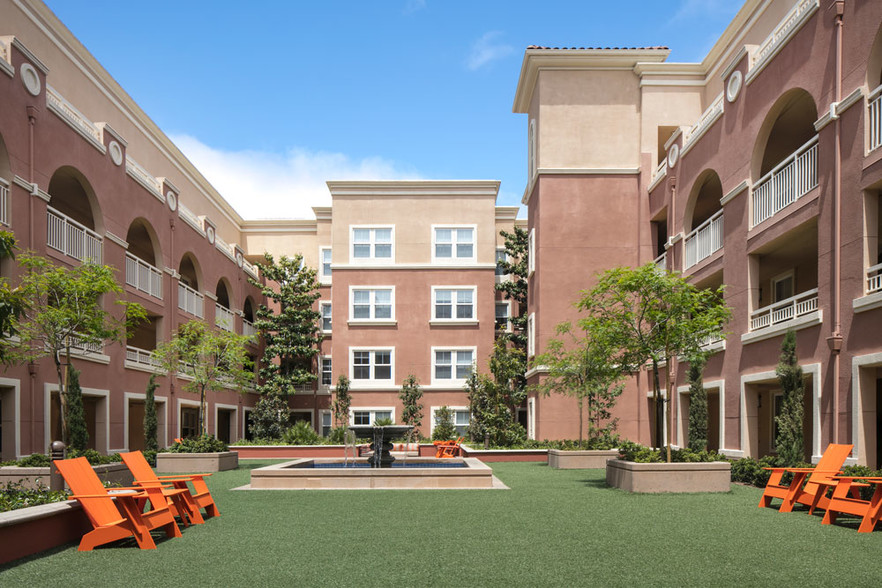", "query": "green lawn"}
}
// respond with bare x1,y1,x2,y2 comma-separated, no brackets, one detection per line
3,460,882,586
